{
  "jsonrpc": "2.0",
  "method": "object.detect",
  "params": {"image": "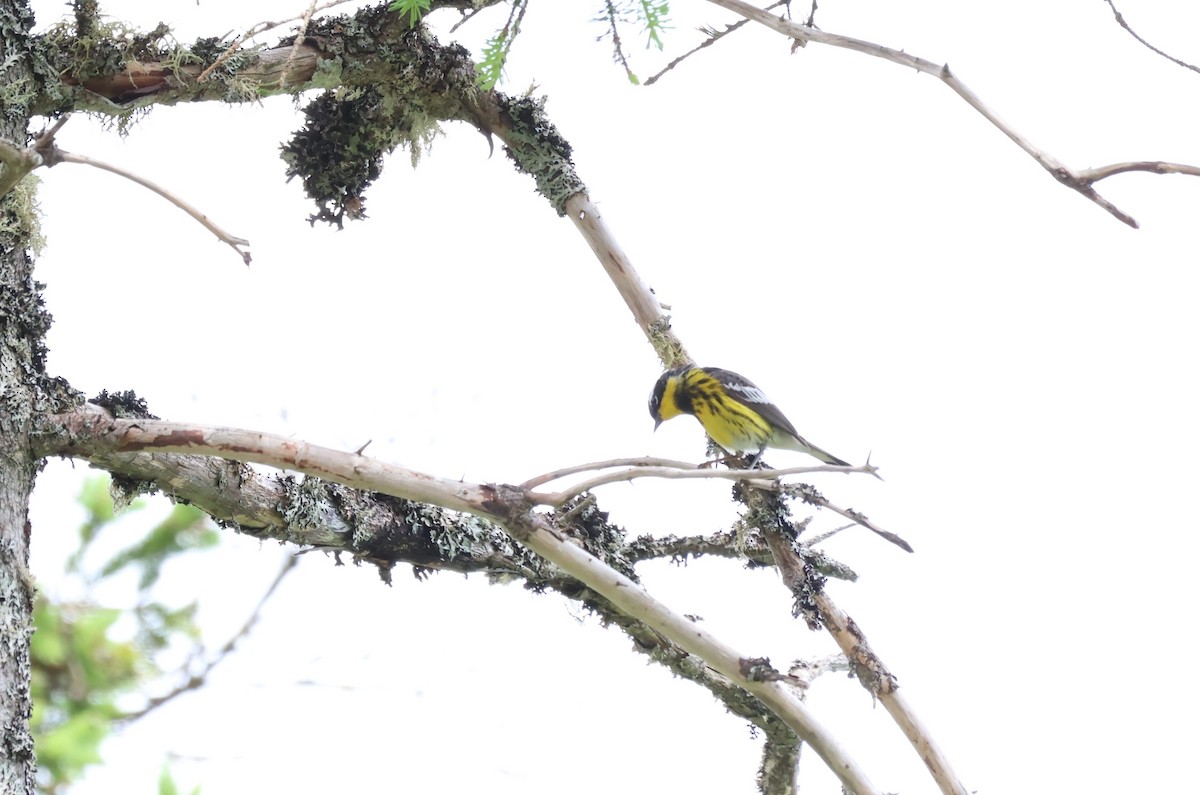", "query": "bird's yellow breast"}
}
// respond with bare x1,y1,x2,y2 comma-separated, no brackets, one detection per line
684,372,773,453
